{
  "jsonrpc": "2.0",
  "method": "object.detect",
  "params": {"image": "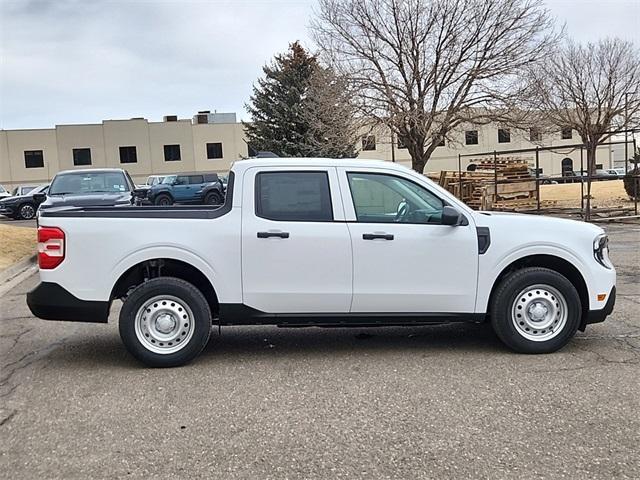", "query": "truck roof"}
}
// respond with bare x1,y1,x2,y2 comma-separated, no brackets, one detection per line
231,157,410,174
